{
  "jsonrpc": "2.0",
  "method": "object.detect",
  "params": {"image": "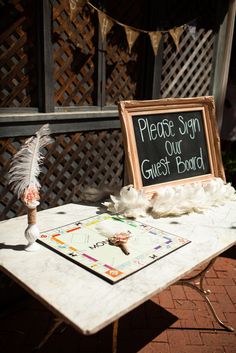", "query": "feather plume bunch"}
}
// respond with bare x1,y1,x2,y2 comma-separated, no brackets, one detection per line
104,179,236,219
150,178,236,217
103,184,150,218
8,124,53,200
